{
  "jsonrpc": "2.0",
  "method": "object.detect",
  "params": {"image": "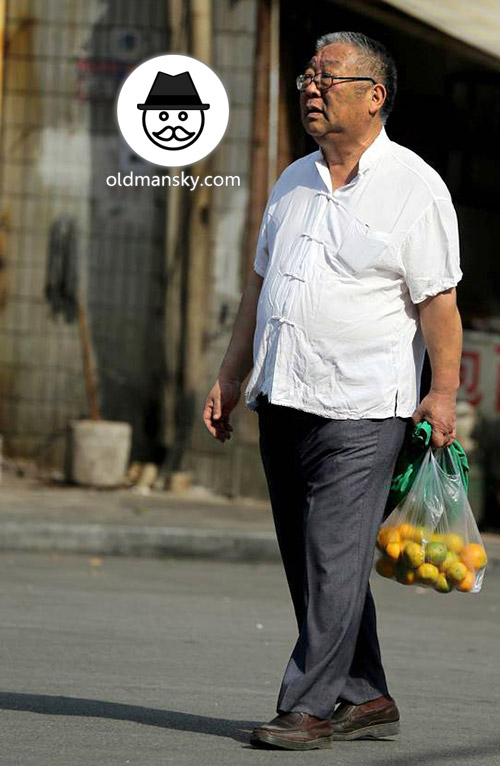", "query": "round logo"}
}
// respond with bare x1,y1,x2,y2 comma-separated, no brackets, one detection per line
116,54,229,167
